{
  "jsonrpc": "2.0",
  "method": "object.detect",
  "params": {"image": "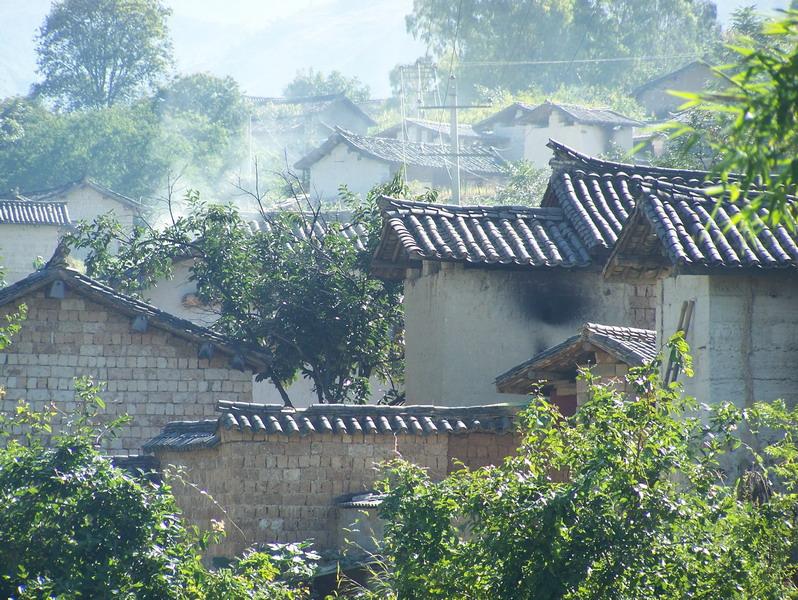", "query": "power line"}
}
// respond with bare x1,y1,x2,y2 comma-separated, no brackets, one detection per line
459,54,698,67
